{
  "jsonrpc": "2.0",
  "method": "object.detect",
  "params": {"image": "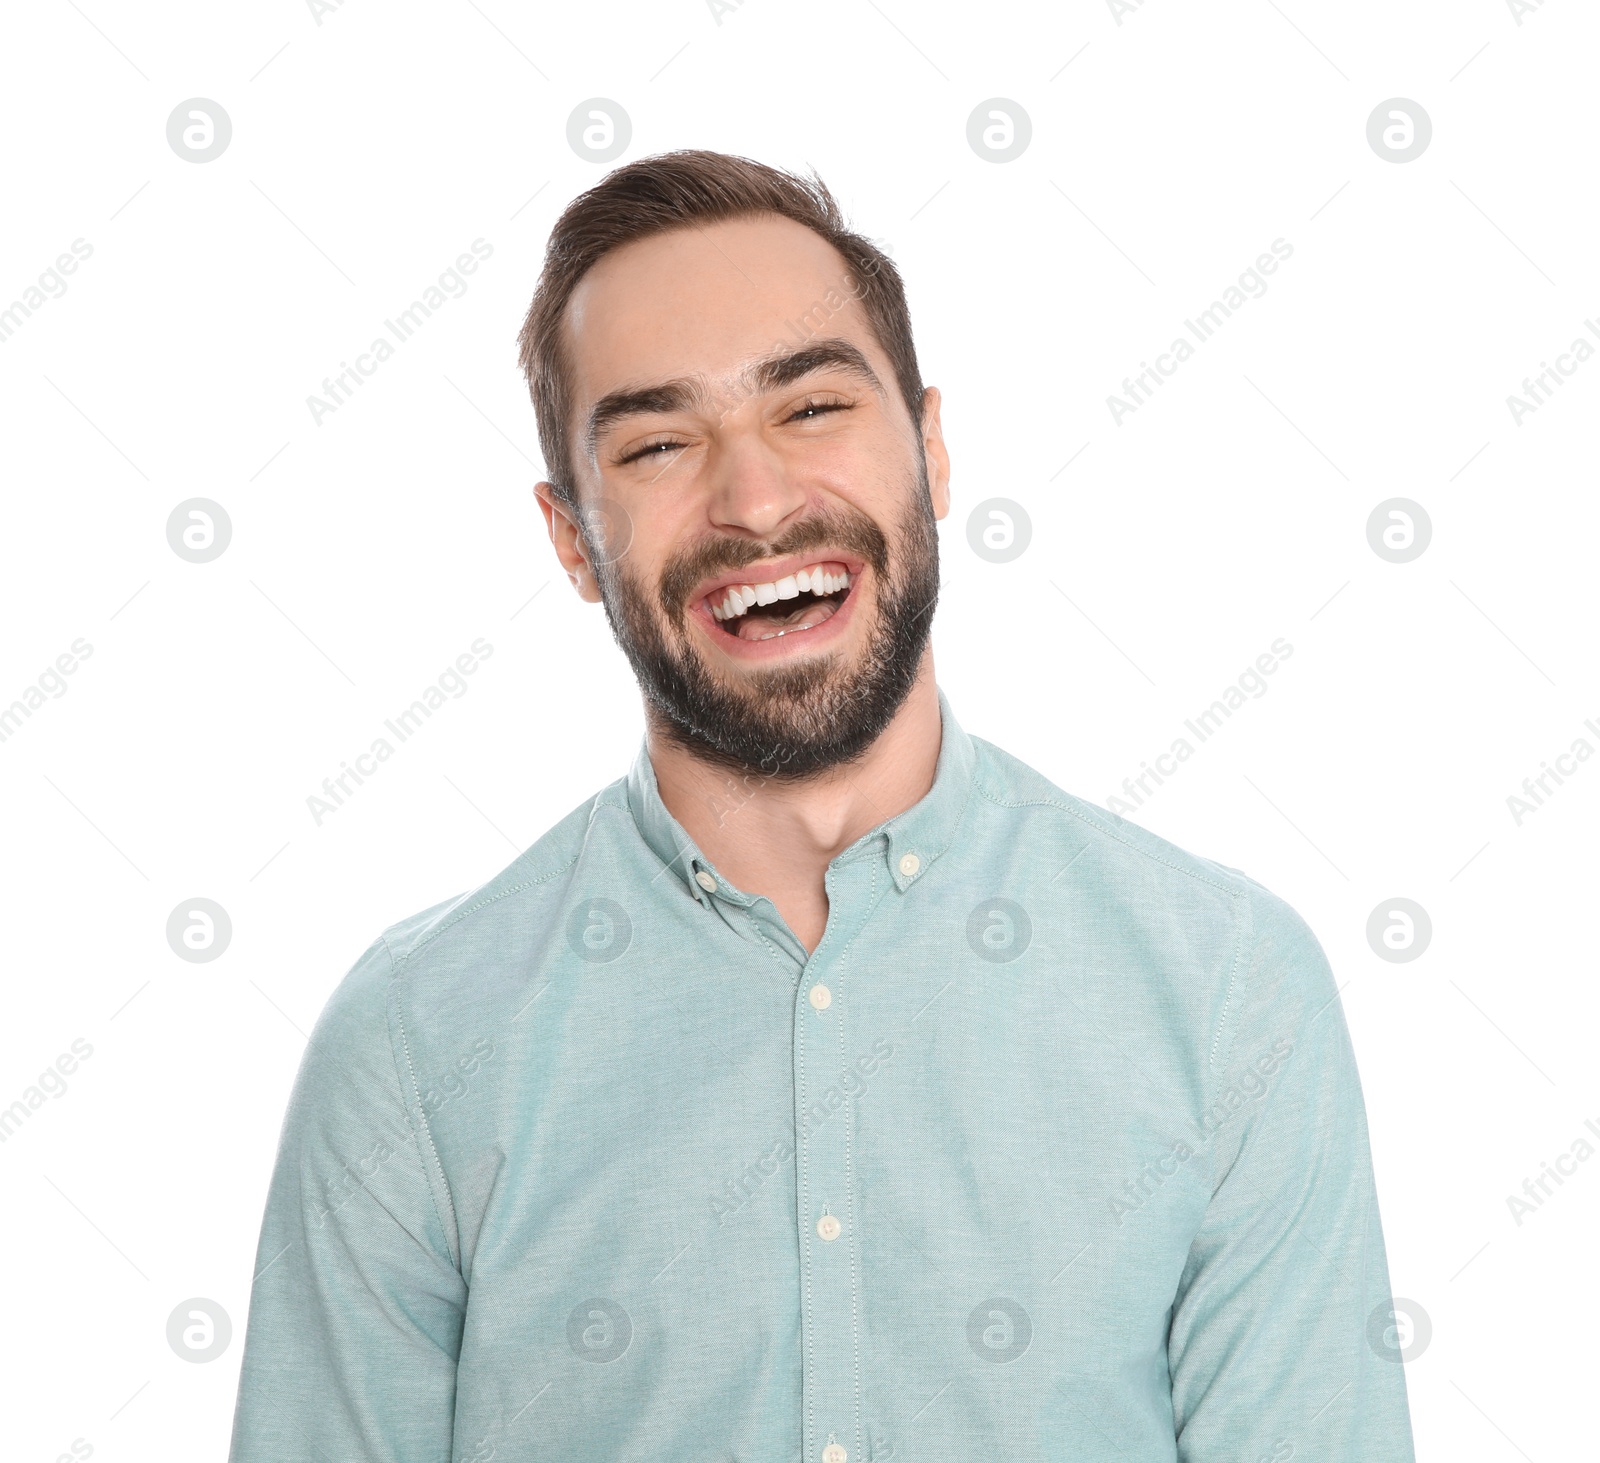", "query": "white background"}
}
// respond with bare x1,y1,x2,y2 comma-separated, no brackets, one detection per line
2,0,1596,1458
